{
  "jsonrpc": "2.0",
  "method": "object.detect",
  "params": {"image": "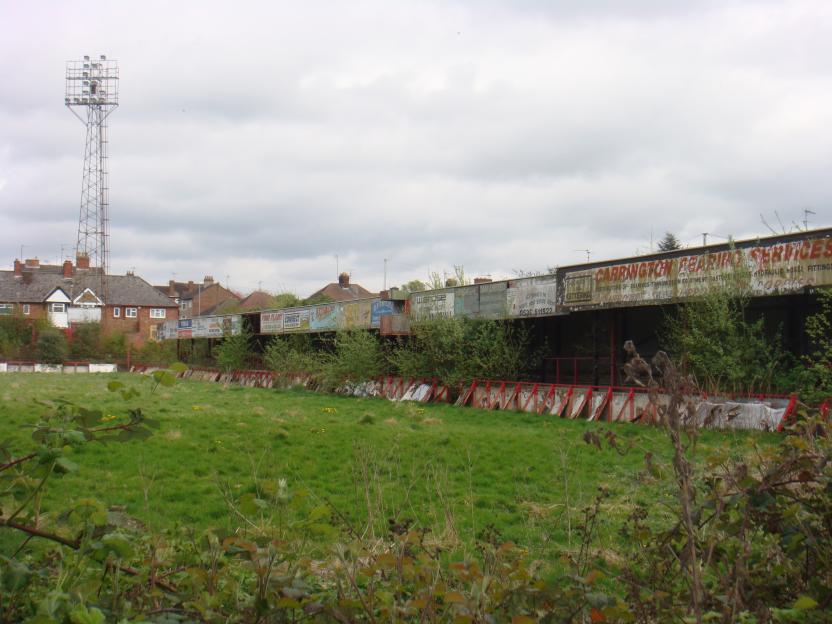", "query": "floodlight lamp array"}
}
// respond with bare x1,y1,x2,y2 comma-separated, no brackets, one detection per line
65,55,119,107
